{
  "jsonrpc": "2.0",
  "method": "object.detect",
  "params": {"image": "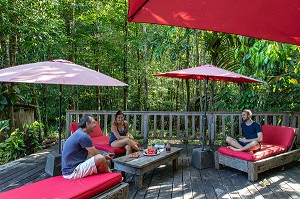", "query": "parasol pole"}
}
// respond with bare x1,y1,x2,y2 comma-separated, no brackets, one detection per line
201,76,208,151
58,85,62,154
